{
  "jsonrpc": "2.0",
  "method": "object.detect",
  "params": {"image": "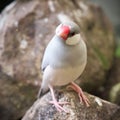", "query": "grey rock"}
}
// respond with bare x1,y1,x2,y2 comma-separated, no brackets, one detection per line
22,91,120,120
